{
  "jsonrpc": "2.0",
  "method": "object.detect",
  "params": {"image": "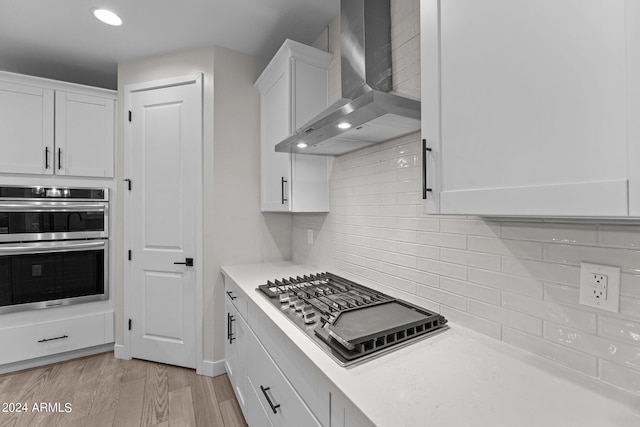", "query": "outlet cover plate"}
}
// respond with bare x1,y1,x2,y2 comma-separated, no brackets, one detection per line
579,262,621,312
